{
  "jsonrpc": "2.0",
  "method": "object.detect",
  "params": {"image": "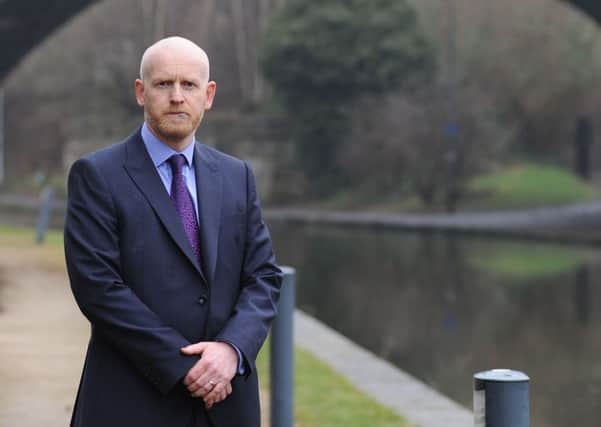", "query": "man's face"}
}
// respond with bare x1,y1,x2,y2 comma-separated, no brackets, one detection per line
135,50,216,149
